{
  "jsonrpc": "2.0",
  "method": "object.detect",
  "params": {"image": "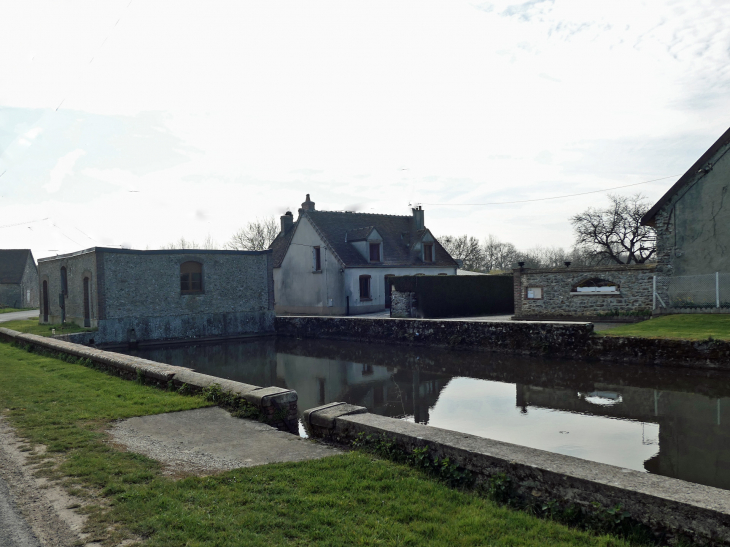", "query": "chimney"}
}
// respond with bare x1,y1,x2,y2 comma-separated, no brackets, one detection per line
280,211,294,234
411,205,424,231
300,194,315,212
